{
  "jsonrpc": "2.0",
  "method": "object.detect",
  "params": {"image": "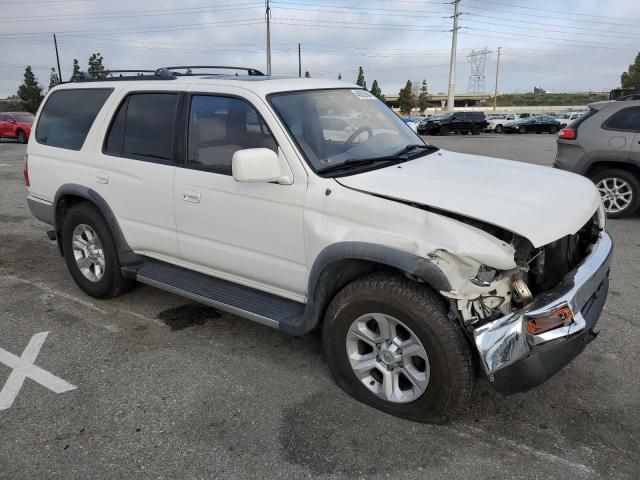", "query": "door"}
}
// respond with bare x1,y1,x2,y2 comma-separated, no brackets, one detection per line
173,94,307,299
451,113,466,131
602,106,640,159
96,91,181,259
